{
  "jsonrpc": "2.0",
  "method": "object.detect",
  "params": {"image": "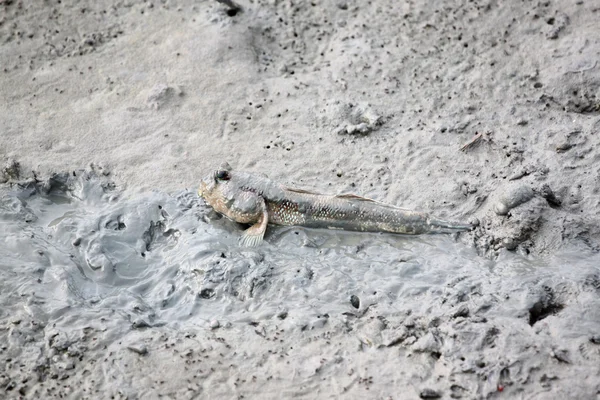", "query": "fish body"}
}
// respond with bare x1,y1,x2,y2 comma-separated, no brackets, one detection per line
198,163,473,246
